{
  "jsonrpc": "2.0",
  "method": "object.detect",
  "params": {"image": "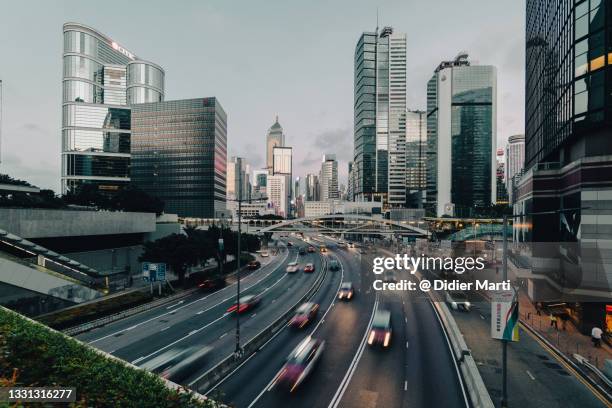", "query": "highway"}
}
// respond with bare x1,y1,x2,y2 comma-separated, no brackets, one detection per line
211,240,468,408
77,236,326,384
